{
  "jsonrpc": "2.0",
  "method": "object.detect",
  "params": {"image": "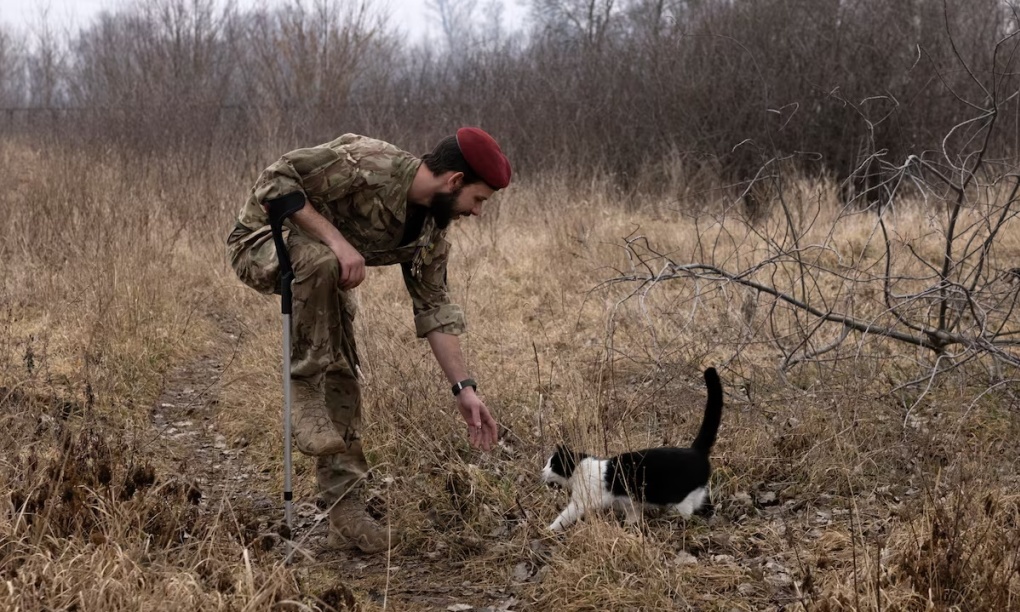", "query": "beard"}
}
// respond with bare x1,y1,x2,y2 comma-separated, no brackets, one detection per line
429,187,463,230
